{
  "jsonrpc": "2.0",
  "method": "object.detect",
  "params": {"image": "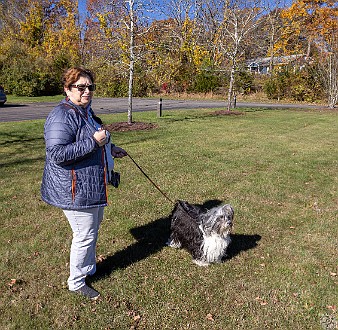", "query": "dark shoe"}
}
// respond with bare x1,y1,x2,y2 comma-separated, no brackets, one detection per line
72,284,100,300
